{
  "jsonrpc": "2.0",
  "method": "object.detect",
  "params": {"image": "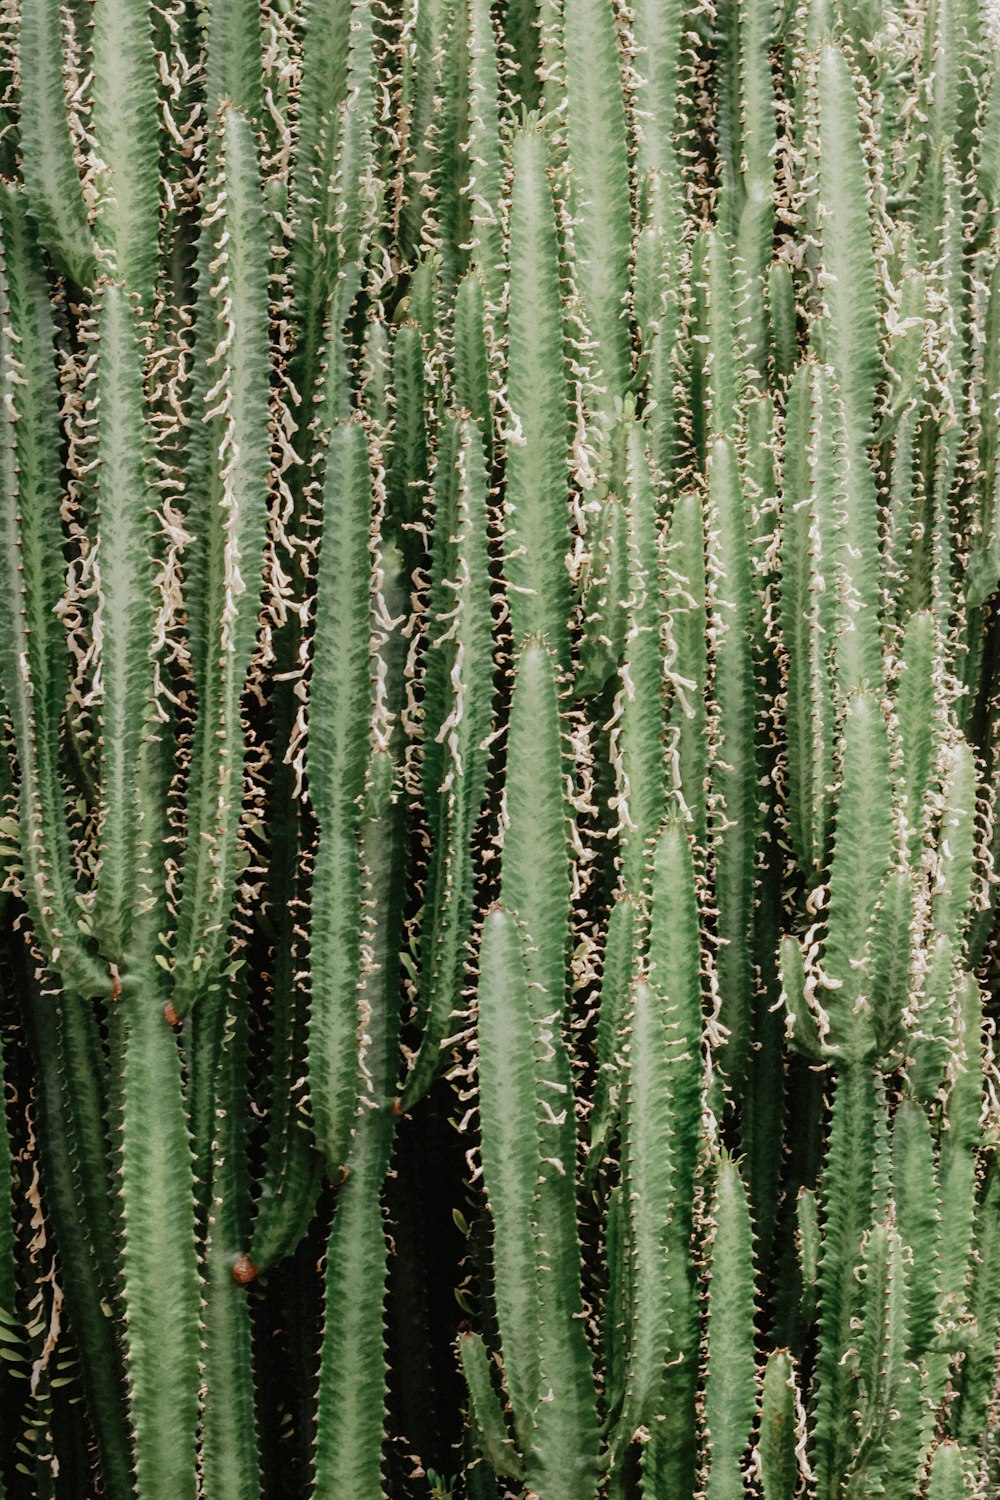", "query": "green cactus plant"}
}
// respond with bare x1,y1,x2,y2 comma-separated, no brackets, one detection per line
0,3,996,1498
